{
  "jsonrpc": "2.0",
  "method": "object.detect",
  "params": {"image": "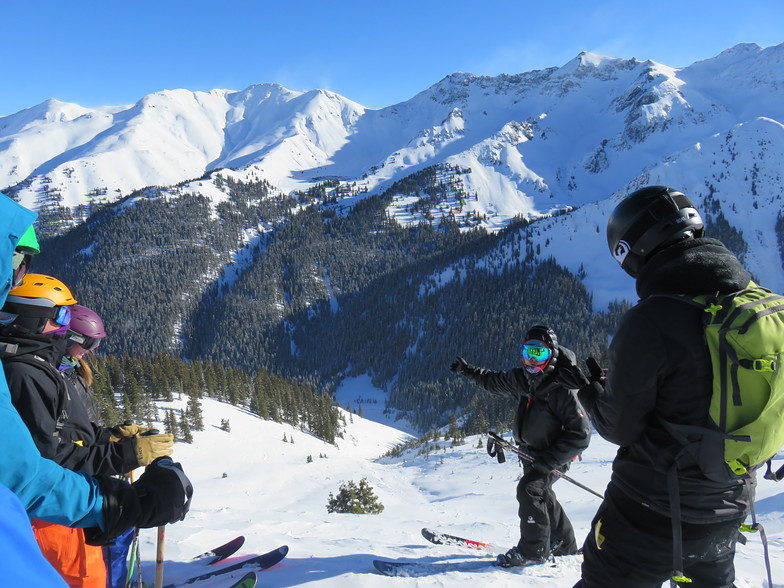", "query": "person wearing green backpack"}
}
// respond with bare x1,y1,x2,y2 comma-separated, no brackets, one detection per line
571,186,769,588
